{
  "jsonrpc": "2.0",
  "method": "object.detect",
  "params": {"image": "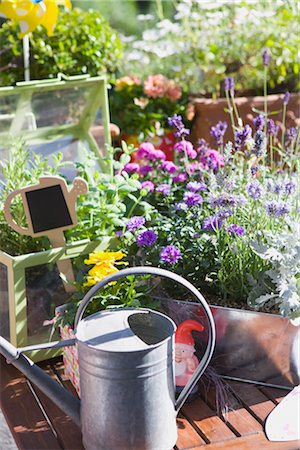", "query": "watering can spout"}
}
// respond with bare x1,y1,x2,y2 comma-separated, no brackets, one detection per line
0,336,81,427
